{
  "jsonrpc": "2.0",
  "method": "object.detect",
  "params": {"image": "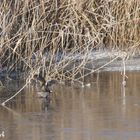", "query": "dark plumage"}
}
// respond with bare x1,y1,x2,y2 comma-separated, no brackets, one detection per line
33,74,46,87
33,74,57,99
33,74,57,87
36,82,52,99
43,82,52,93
